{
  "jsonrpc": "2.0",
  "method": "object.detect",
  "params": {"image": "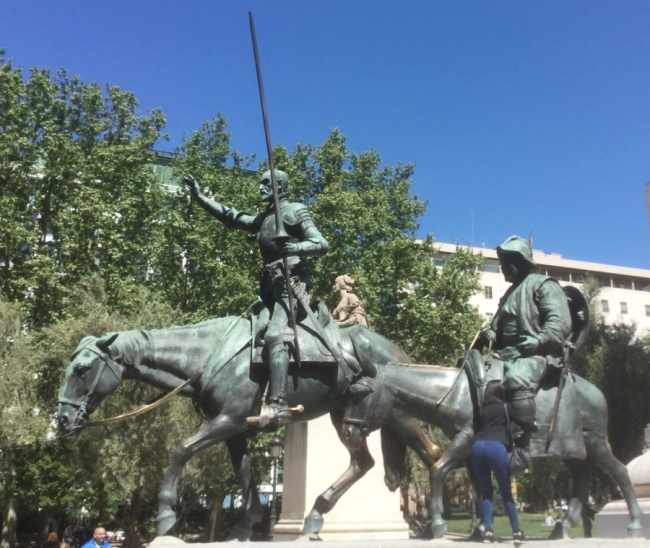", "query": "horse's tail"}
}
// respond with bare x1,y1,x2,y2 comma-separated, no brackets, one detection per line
381,426,407,492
